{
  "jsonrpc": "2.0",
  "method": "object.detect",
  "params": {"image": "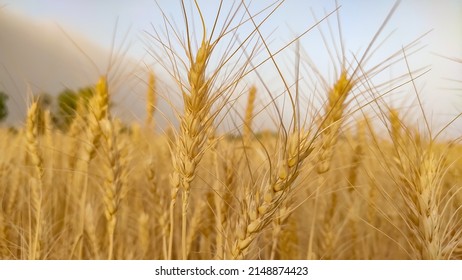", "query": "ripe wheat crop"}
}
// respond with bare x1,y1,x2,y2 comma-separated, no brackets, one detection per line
0,0,460,260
